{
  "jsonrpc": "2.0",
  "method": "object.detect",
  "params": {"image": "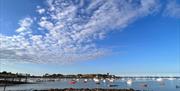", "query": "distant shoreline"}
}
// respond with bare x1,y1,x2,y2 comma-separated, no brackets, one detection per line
1,71,180,79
